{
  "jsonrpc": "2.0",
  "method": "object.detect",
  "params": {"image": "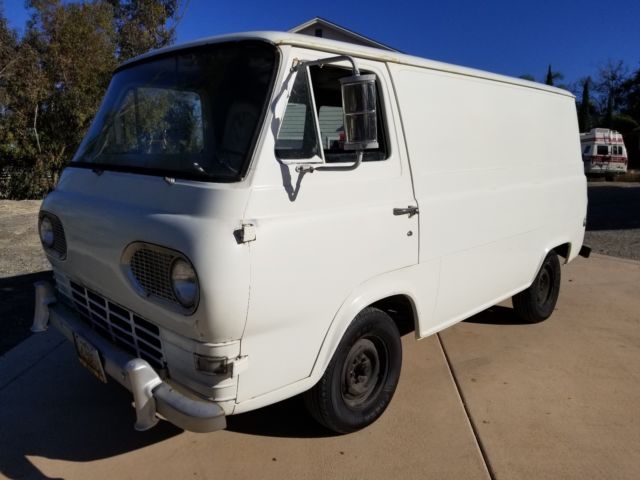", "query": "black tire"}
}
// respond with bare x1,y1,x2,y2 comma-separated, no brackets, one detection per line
512,252,561,323
304,307,402,434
